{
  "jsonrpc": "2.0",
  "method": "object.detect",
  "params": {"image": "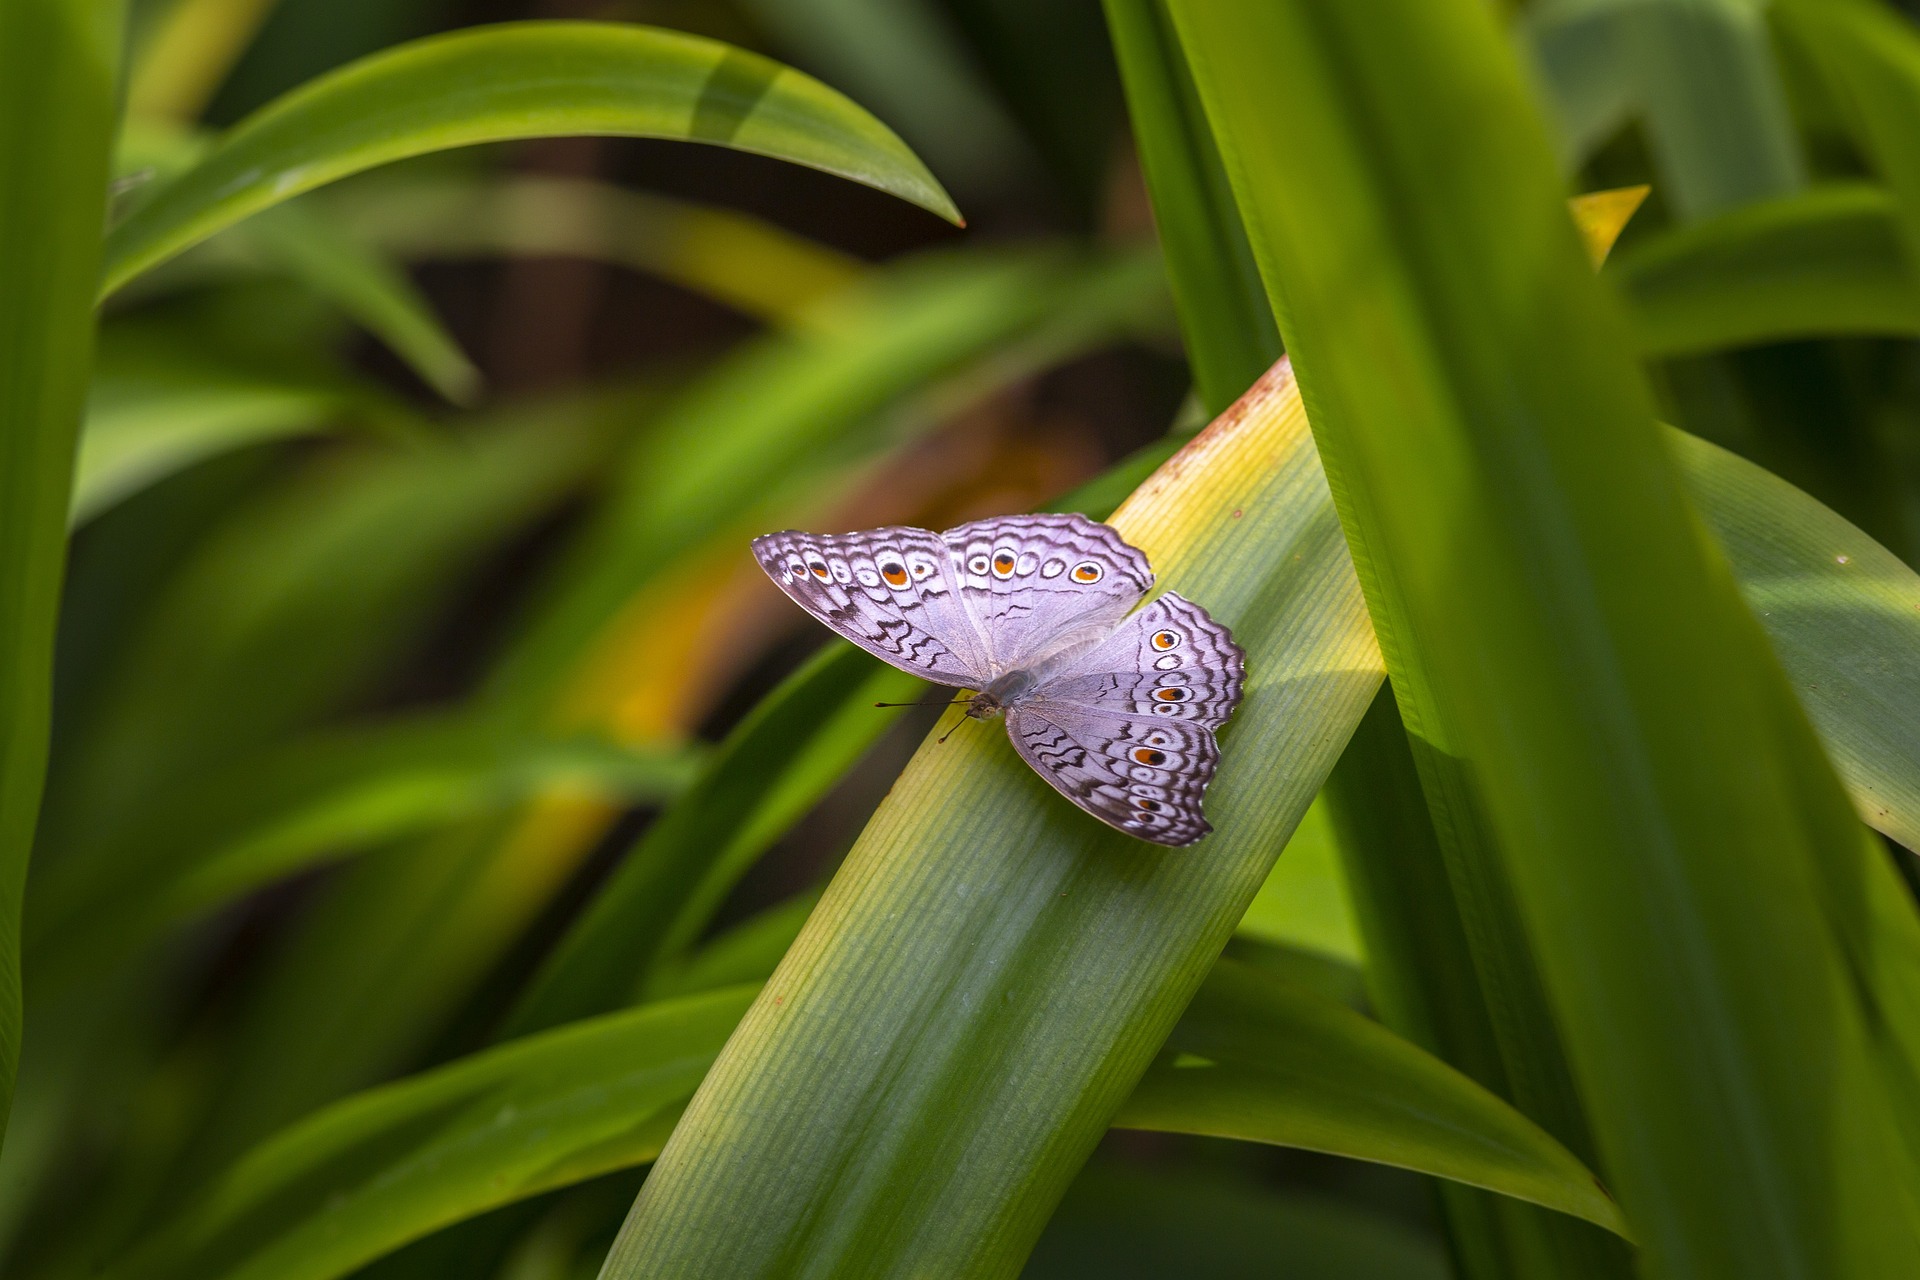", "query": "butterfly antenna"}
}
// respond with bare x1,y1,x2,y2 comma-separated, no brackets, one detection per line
937,715,968,745
873,696,972,709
